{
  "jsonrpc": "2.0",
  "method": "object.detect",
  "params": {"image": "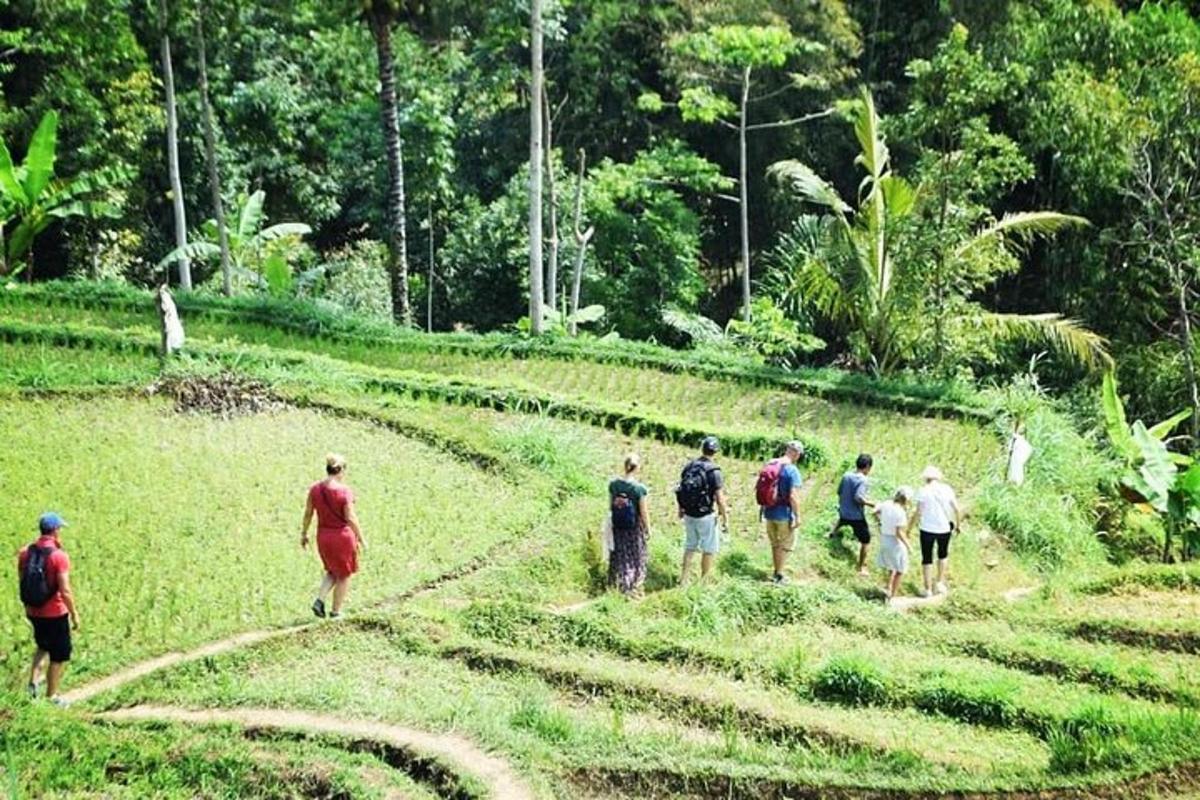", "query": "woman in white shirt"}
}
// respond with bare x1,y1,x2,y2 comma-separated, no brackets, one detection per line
873,487,912,603
908,466,961,597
